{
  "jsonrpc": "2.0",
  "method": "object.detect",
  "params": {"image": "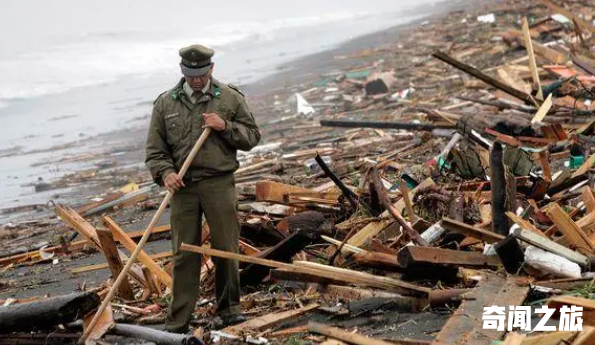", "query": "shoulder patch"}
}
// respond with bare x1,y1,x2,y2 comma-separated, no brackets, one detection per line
228,84,245,97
